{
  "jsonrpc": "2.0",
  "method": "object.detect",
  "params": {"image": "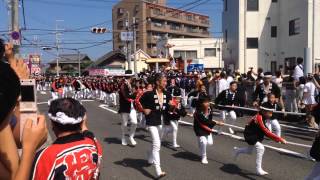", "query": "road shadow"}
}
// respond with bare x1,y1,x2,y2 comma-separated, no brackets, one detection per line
172,151,200,162
220,164,271,180
114,158,156,179
104,137,121,144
